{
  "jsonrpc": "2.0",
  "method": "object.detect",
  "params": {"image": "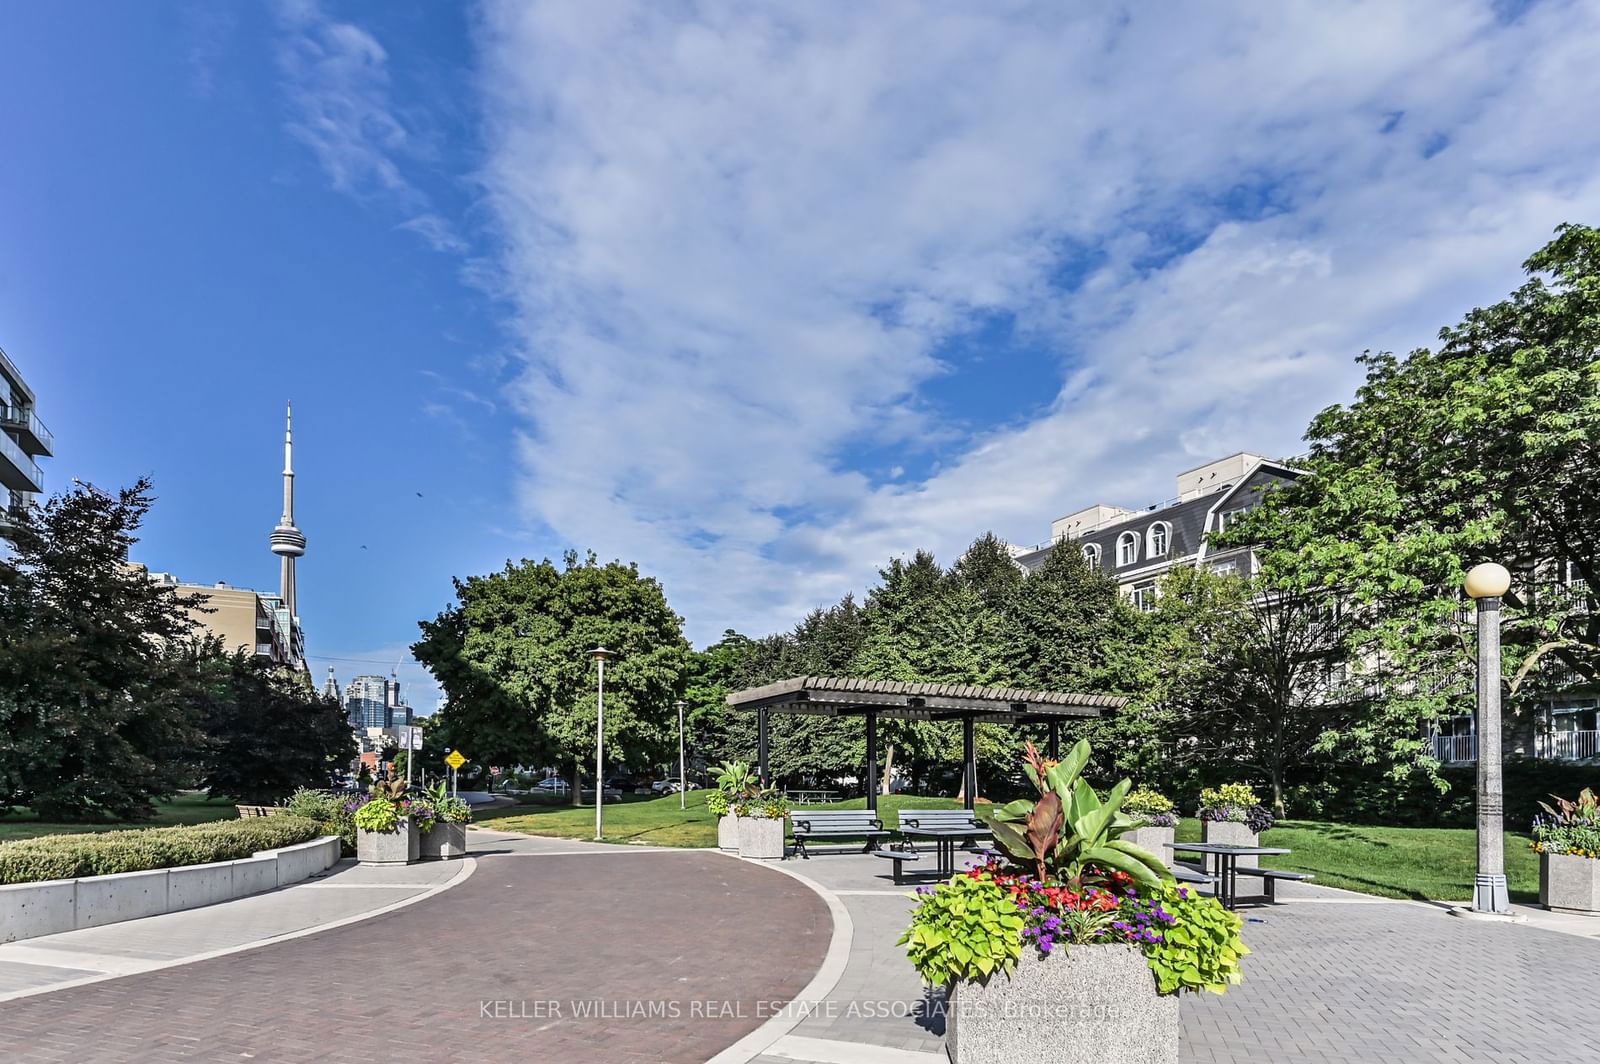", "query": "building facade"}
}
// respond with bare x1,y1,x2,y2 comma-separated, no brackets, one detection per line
144,574,299,665
1011,452,1302,609
0,346,54,540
